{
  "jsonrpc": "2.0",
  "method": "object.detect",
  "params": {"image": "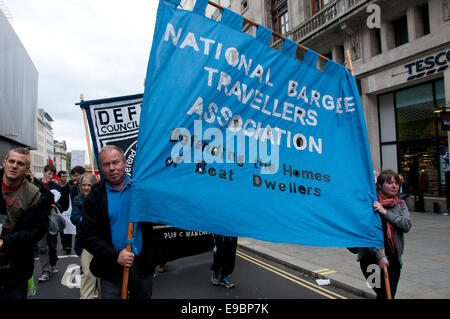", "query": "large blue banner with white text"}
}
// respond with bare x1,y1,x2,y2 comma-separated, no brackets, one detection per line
129,0,384,248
